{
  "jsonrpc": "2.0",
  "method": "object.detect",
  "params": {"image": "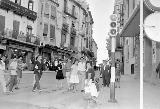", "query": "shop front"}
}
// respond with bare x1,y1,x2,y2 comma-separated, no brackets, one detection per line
6,40,39,71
